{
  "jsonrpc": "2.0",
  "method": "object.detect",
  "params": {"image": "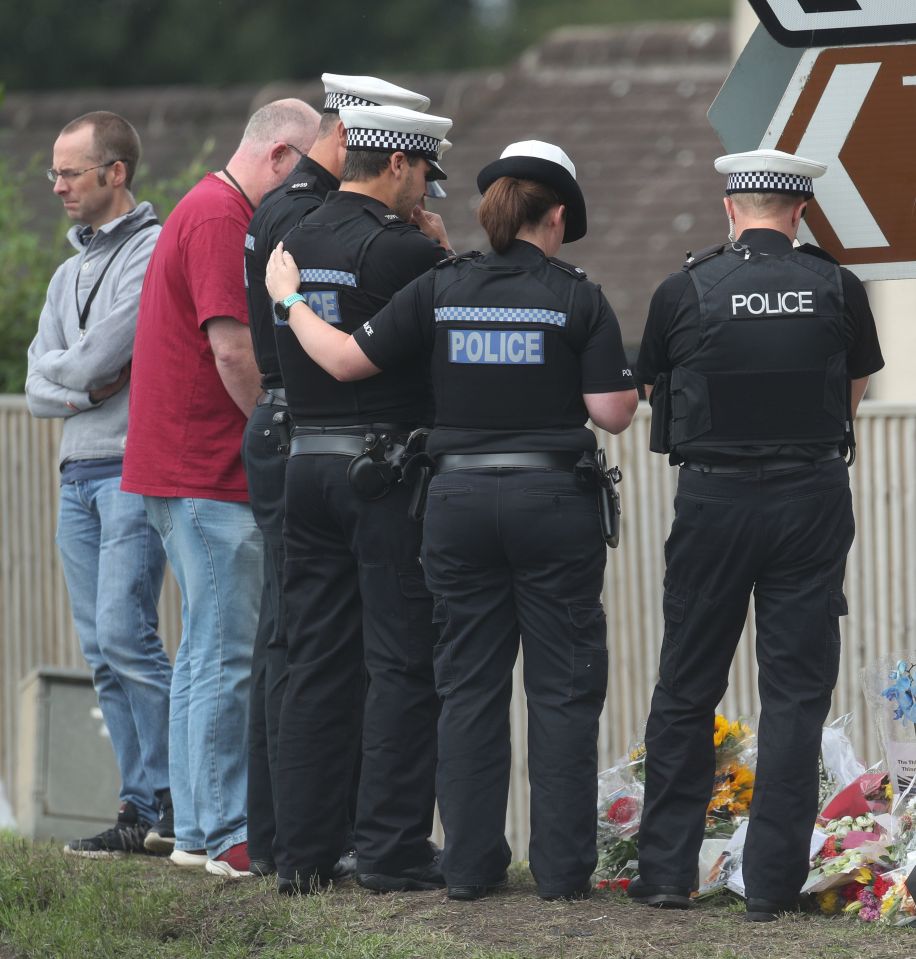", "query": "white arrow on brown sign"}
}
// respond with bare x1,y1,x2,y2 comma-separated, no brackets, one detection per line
763,43,916,279
709,26,916,280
